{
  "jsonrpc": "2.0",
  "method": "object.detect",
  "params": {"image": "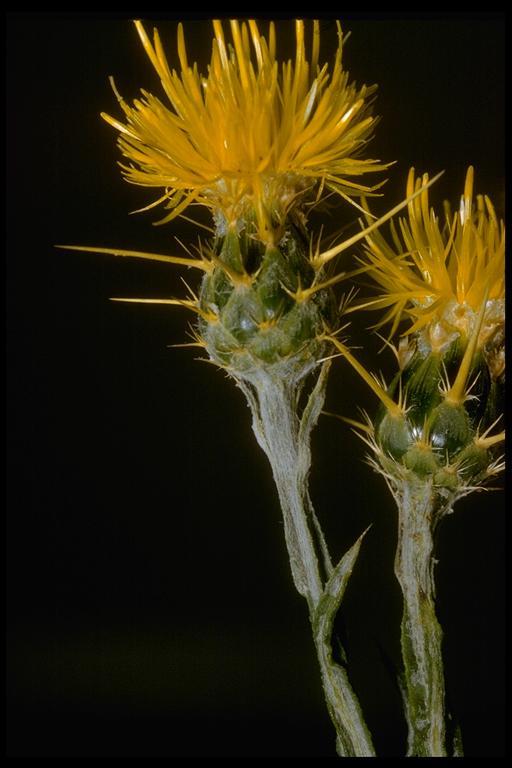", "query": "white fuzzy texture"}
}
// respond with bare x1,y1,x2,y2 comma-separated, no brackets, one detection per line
238,364,376,757
393,476,448,757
